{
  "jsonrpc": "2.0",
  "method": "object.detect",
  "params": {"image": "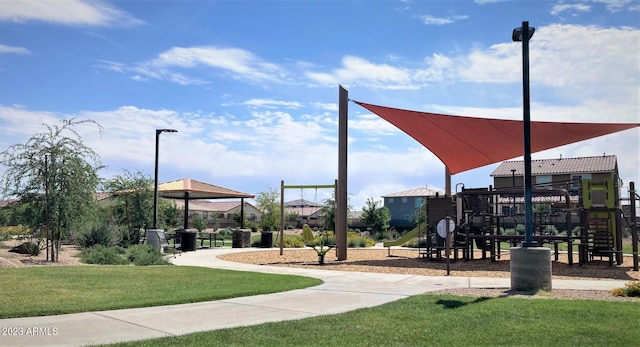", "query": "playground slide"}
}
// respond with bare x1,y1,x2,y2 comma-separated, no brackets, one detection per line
382,222,427,247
